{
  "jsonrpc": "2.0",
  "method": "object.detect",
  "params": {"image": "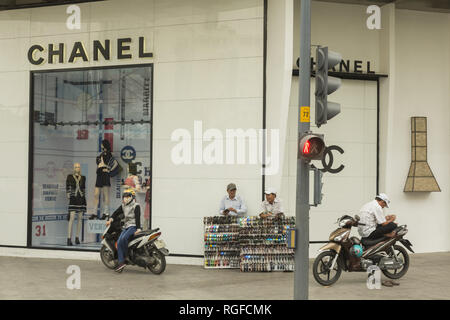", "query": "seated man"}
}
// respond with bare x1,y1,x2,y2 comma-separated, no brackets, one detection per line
219,183,247,216
260,187,284,219
358,193,397,240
